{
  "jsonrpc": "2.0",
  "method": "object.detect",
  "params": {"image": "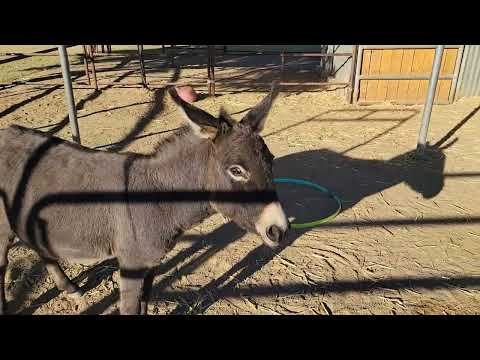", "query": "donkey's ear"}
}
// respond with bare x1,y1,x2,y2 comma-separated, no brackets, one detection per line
240,81,280,133
219,107,236,127
168,87,219,139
